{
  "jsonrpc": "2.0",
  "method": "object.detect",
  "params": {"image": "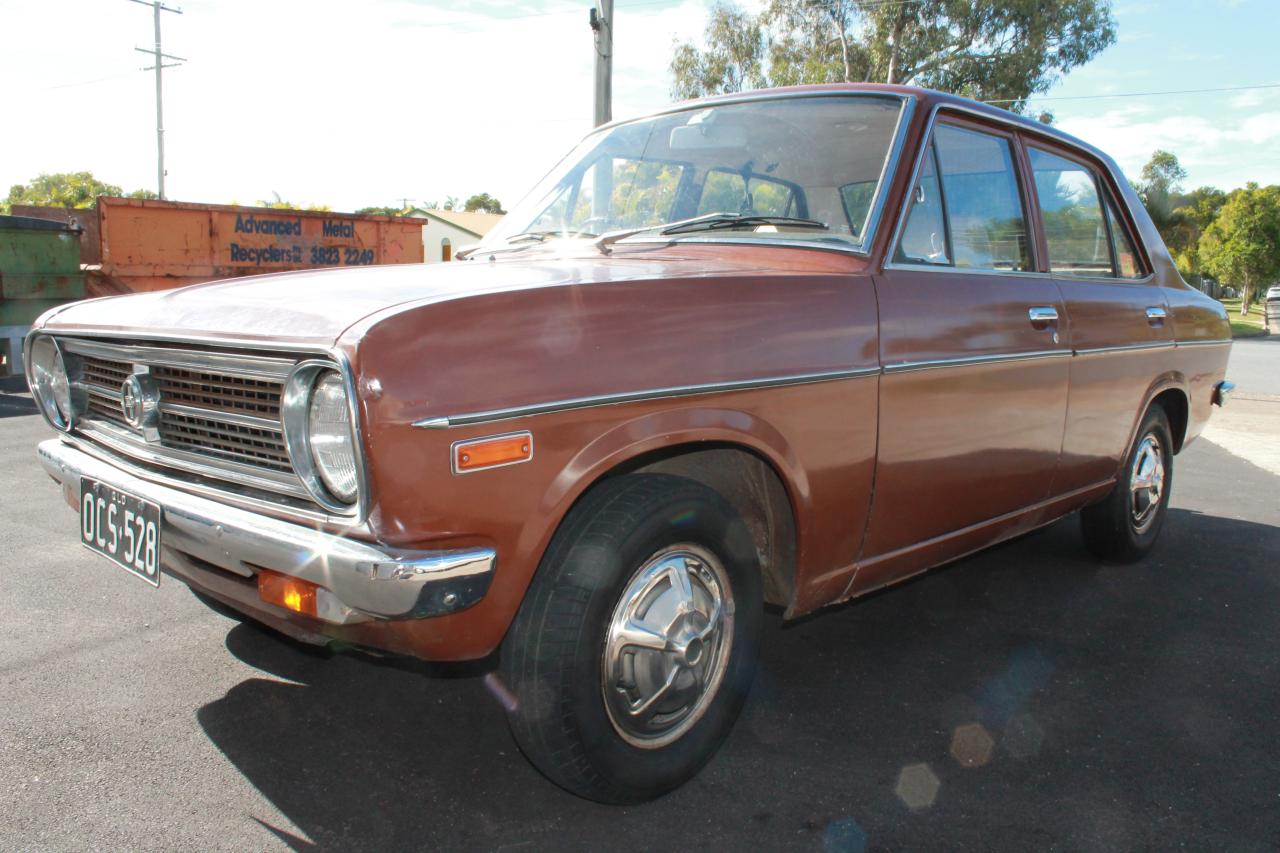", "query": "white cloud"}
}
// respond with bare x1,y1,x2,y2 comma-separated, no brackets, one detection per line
1055,105,1280,190
0,0,709,212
